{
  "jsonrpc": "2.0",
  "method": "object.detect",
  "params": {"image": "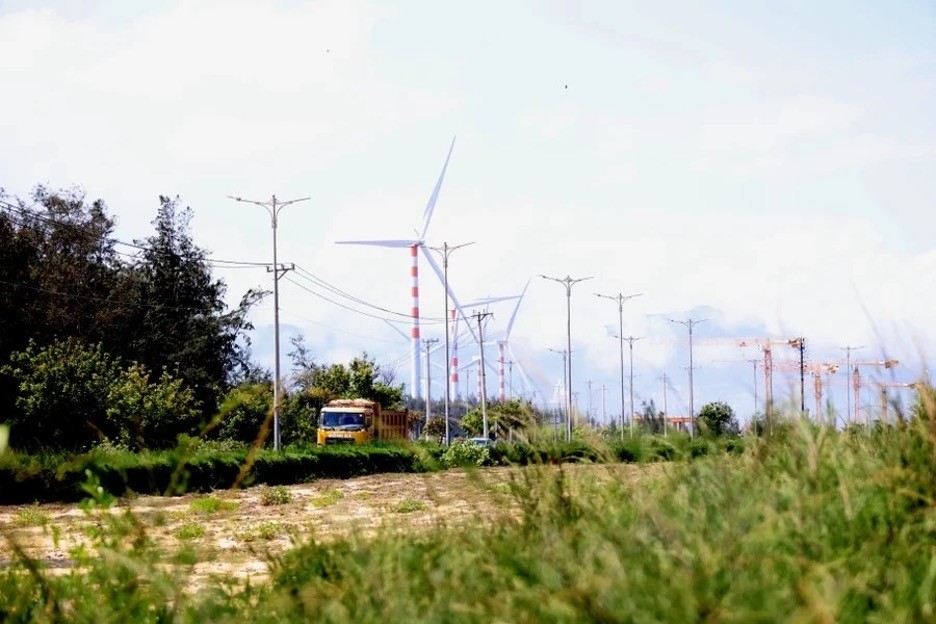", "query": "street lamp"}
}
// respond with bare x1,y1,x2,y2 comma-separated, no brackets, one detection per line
669,317,706,438
428,242,474,444
541,274,592,441
230,194,310,450
596,292,642,439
